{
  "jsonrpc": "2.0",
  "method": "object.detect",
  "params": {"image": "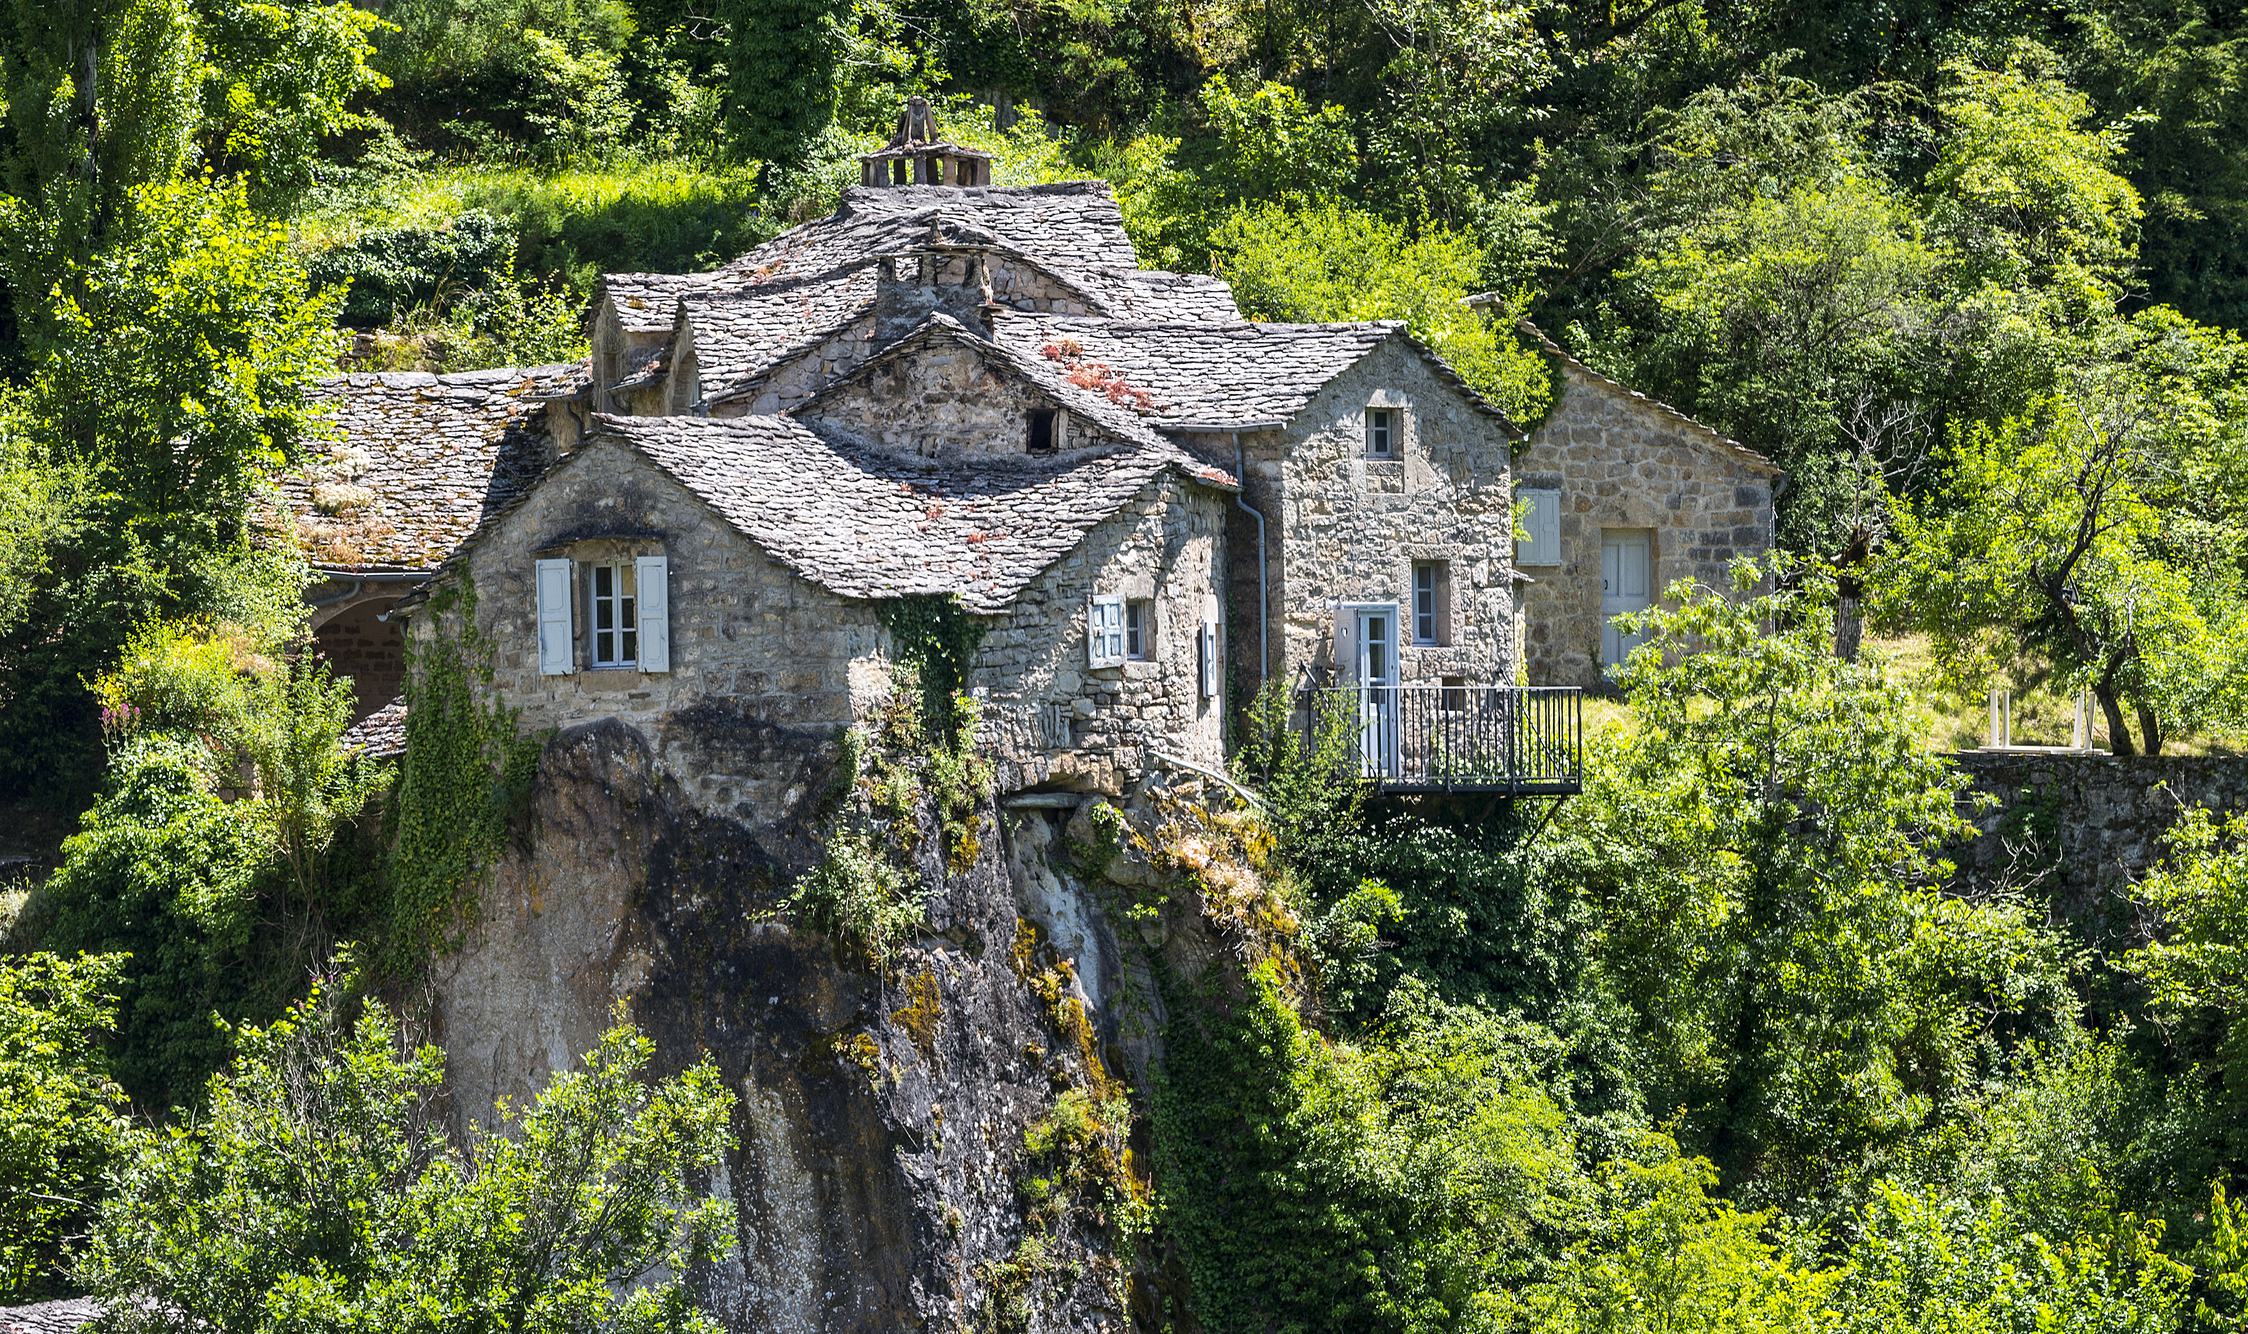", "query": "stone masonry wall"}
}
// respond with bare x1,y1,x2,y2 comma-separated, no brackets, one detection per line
1515,360,1778,688
803,338,1107,460
1257,337,1519,691
1950,752,2248,930
971,473,1228,795
422,438,886,860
